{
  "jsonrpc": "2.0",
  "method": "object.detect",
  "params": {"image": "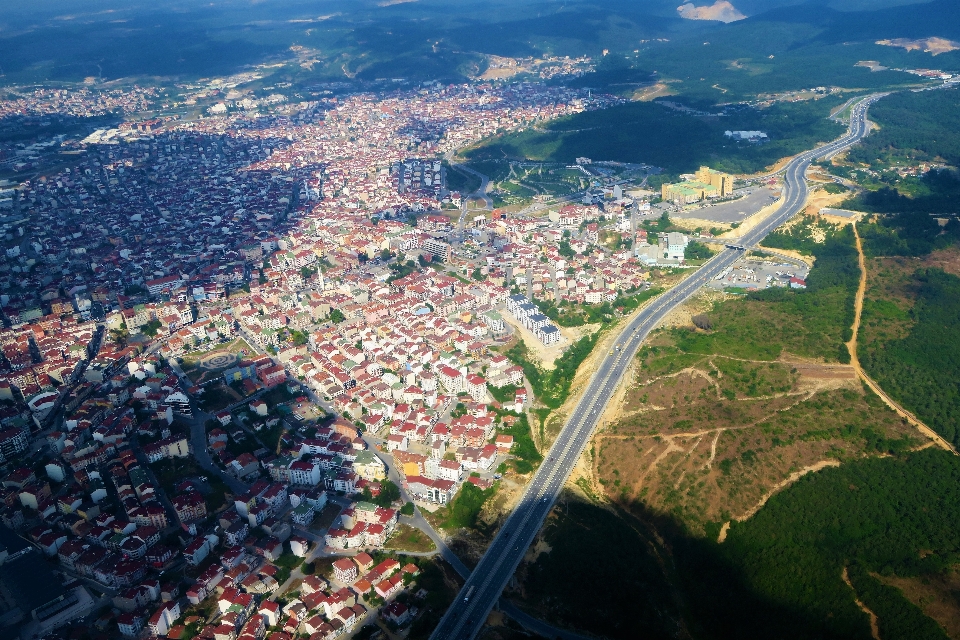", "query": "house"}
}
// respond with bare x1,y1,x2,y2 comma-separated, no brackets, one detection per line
332,557,358,584
117,612,145,637
225,521,250,547
148,601,181,636
383,601,411,625
352,450,386,481
183,535,216,565
386,434,408,452
259,600,281,627
353,552,375,573
289,536,310,557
